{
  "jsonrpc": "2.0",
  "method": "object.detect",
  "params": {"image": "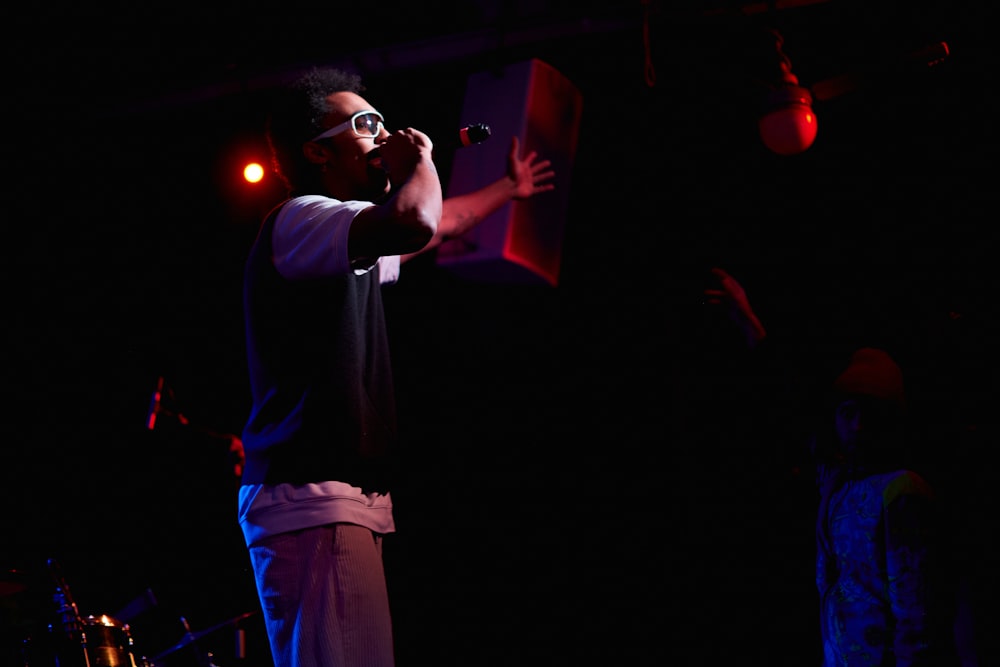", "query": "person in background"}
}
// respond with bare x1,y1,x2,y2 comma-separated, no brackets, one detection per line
812,346,960,666
238,66,555,667
704,266,965,667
